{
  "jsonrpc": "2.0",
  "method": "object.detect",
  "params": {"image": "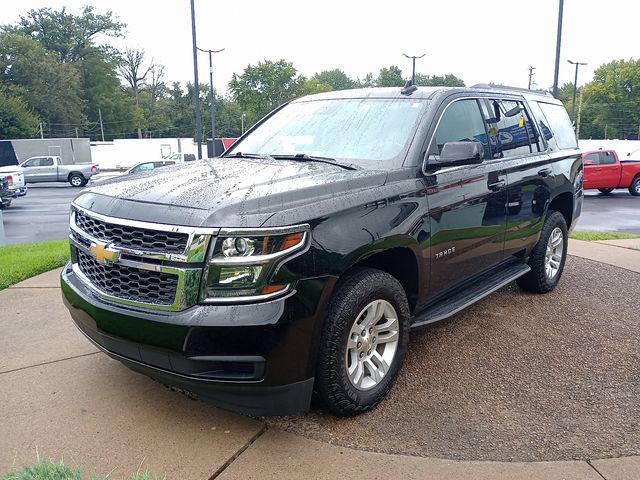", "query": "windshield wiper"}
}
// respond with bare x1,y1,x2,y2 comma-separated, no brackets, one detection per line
224,151,274,160
270,153,359,170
